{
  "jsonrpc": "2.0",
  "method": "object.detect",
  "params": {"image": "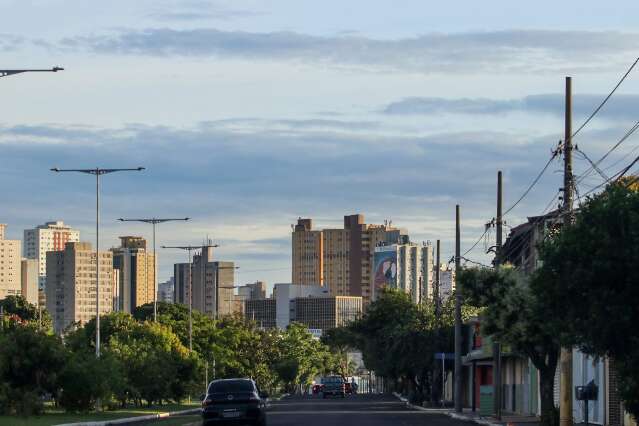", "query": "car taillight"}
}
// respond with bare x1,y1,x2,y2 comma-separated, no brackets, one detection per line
202,398,213,407
249,392,260,401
